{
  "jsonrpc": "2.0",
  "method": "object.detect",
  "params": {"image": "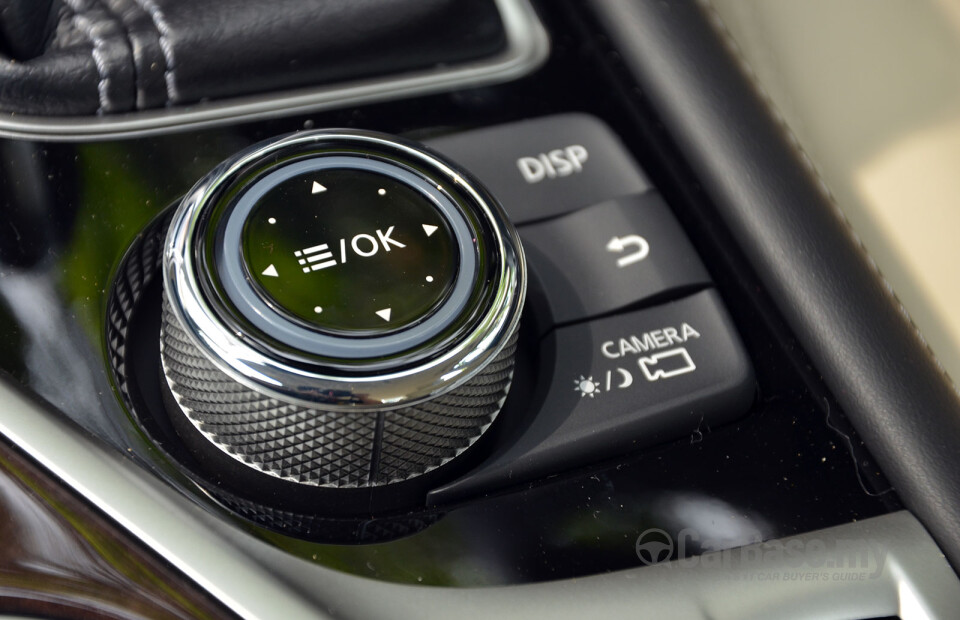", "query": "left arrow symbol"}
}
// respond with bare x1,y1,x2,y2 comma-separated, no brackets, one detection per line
312,181,327,194
376,308,392,322
262,264,279,277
